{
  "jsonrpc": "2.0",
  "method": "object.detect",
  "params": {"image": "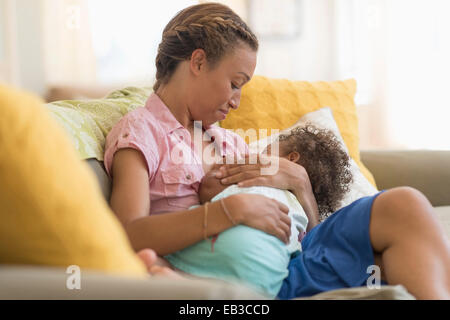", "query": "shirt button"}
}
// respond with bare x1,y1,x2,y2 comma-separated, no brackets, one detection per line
186,174,191,180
